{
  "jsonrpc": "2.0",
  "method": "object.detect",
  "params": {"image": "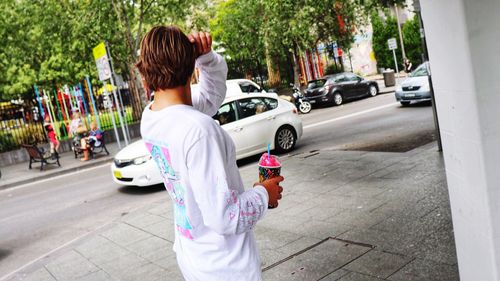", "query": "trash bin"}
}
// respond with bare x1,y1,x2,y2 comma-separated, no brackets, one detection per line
383,69,396,87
